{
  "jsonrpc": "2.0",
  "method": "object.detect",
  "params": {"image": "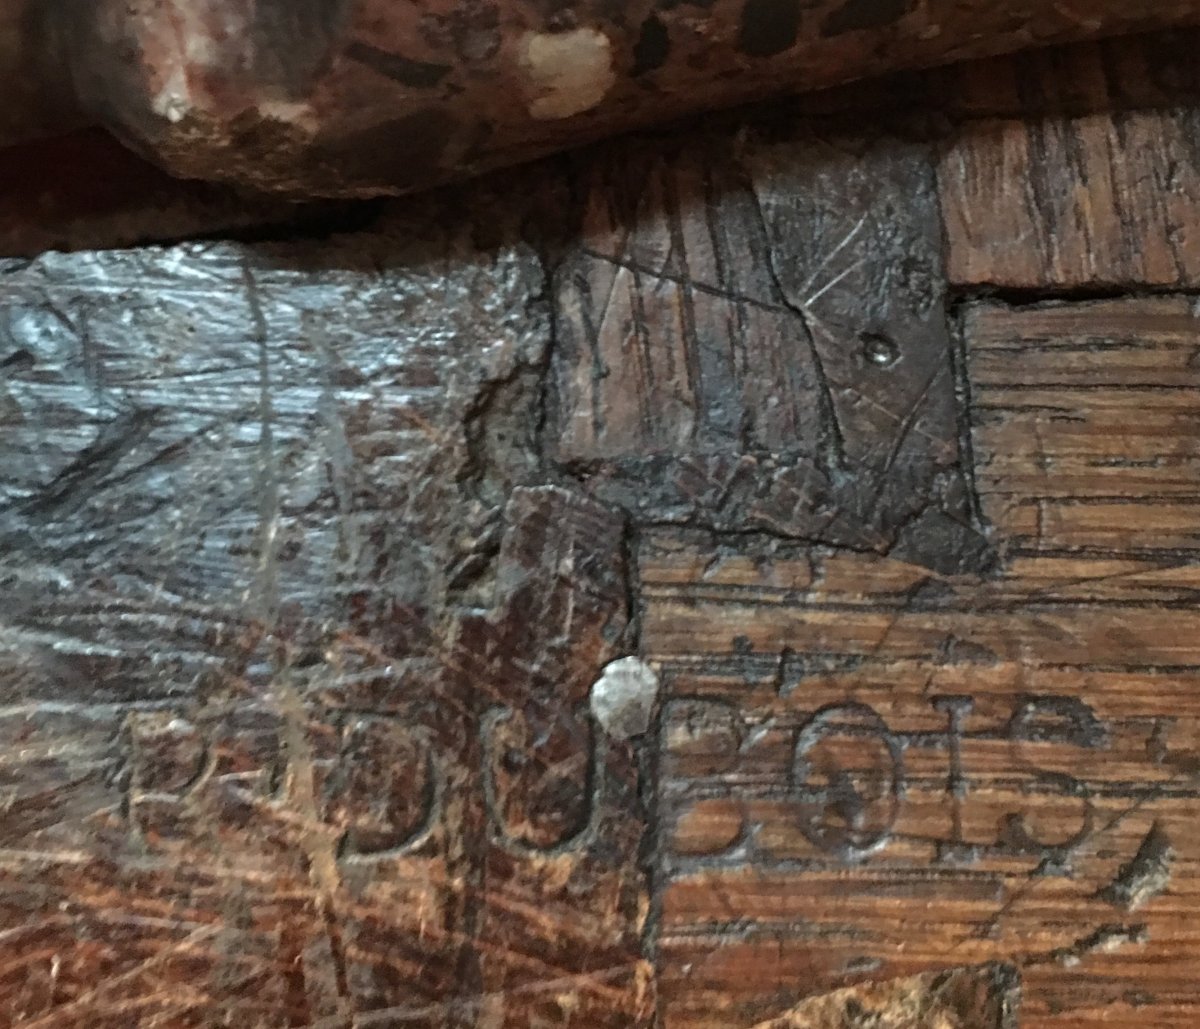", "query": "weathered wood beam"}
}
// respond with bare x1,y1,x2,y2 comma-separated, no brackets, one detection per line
4,1,1200,195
